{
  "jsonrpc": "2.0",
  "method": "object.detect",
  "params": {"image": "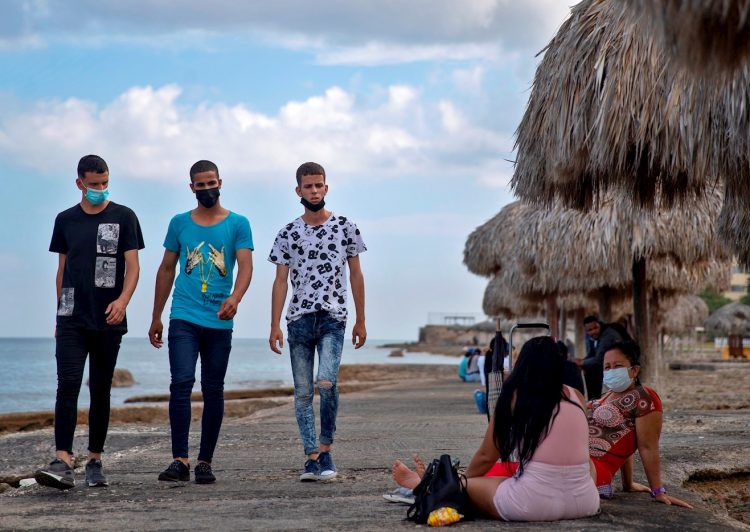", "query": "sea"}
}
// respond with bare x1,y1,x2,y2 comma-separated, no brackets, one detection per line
0,338,458,414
